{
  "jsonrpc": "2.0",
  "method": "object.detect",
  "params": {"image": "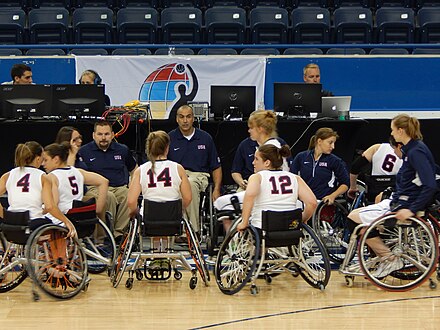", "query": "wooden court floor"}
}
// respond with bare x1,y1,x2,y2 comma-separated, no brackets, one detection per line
1,270,439,329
